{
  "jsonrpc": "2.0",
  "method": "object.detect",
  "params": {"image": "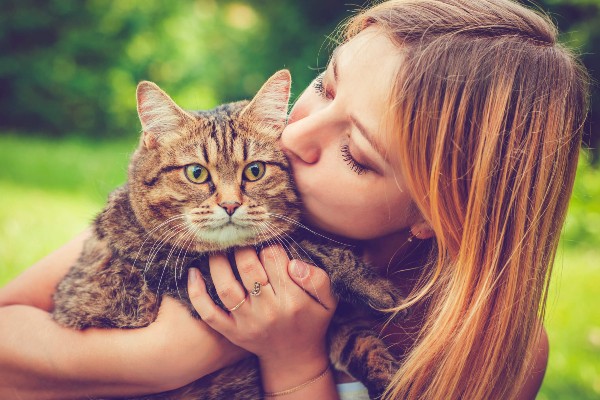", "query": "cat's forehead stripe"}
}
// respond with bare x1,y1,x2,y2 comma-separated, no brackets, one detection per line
242,137,248,161
189,105,286,169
